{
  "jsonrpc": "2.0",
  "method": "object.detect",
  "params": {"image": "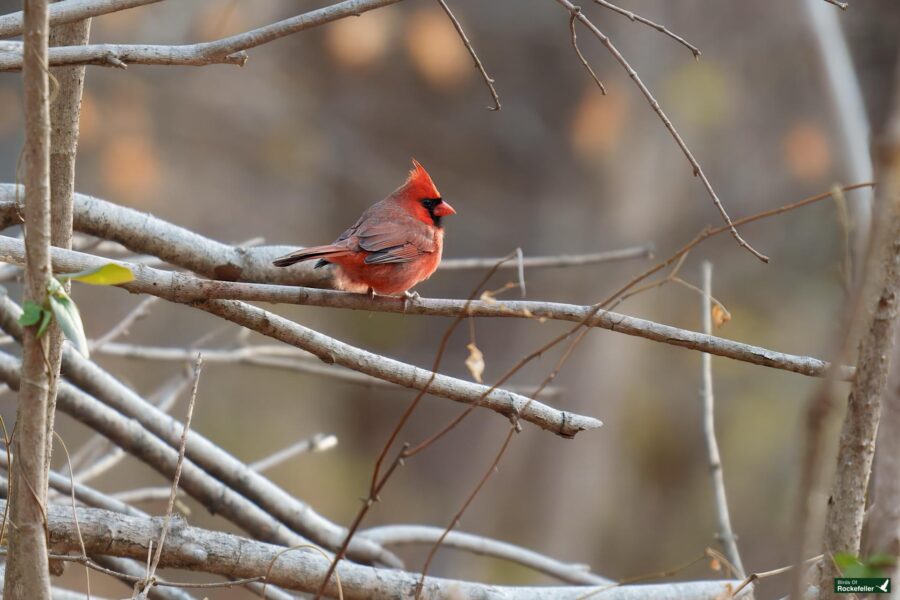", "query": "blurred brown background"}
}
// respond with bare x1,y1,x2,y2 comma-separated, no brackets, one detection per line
2,1,900,597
